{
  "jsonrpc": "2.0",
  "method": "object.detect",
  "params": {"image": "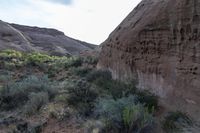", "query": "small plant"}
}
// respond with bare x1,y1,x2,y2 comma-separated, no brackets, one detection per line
162,111,193,133
64,57,83,68
24,92,49,115
86,70,112,82
66,79,98,115
123,104,154,133
70,67,92,77
94,95,137,129
0,49,22,59
137,91,158,112
83,56,98,65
